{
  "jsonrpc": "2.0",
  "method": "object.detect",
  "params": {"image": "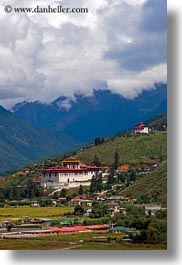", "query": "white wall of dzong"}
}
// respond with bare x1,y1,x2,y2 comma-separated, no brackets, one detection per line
41,170,94,185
